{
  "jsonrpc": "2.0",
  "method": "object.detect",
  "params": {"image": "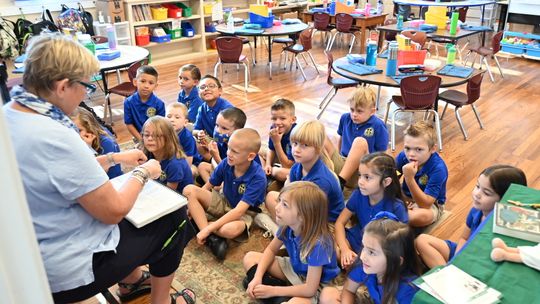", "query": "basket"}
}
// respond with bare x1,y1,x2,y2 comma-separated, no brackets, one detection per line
249,12,274,29
164,28,182,39
204,3,214,14
176,3,192,17
151,6,168,20
162,4,182,18
135,35,150,46
397,50,427,66
150,34,171,43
